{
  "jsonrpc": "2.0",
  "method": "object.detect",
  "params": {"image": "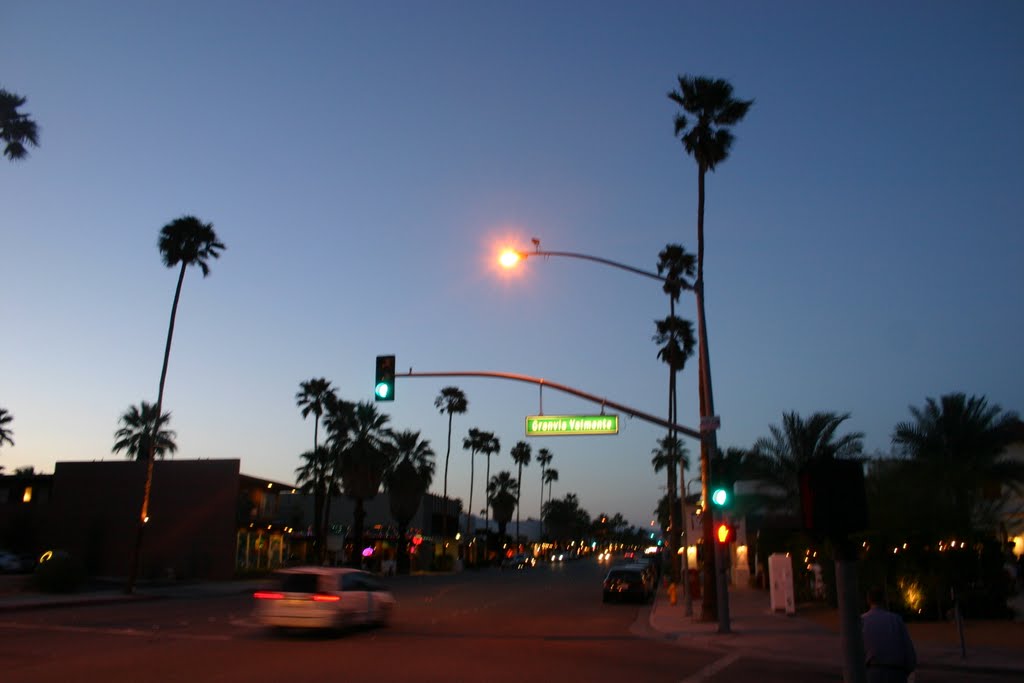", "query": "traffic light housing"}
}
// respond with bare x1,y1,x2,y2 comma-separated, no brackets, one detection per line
715,521,734,544
374,355,395,401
